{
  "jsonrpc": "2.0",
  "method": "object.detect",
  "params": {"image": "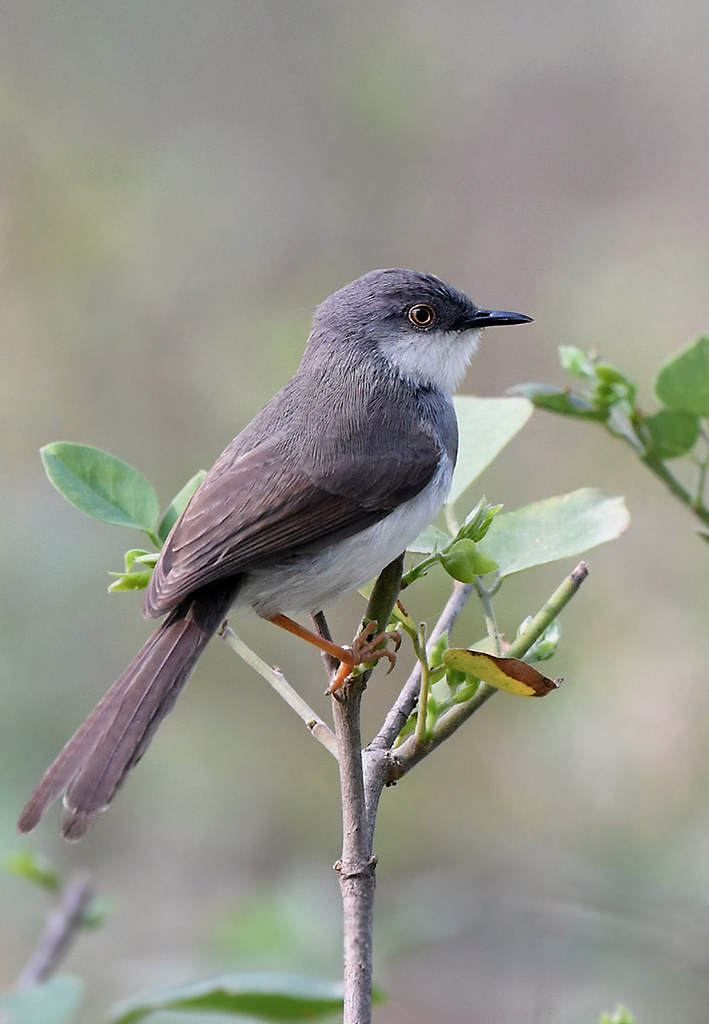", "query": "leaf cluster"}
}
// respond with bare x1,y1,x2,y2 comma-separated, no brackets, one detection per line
515,335,709,531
